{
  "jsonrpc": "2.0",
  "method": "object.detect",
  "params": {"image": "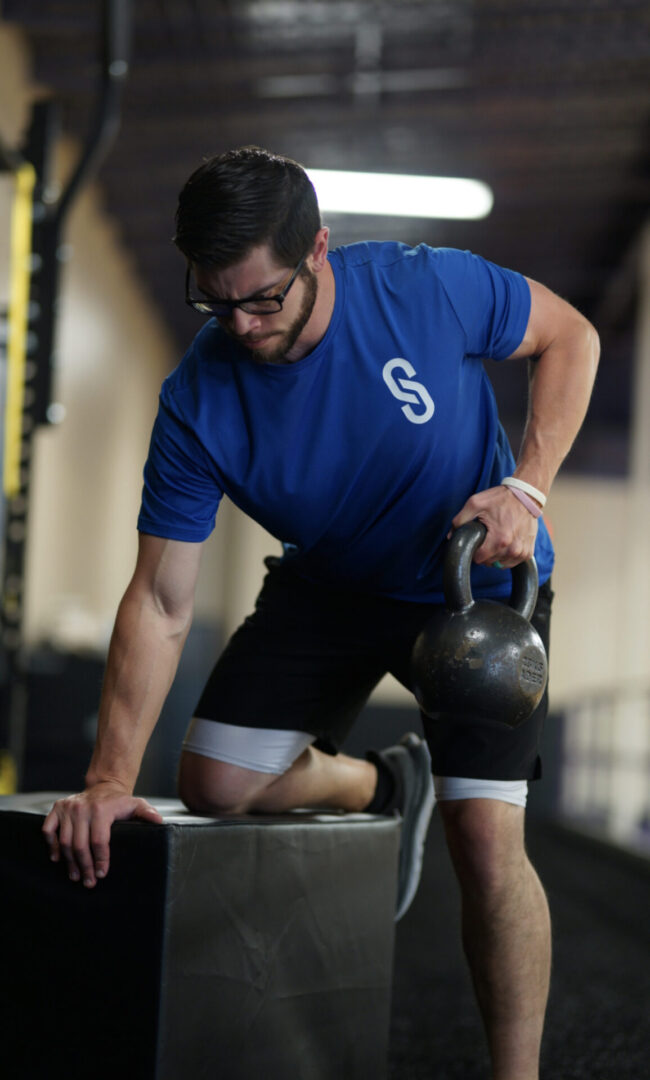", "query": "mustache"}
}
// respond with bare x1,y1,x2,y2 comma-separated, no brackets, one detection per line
227,328,276,343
